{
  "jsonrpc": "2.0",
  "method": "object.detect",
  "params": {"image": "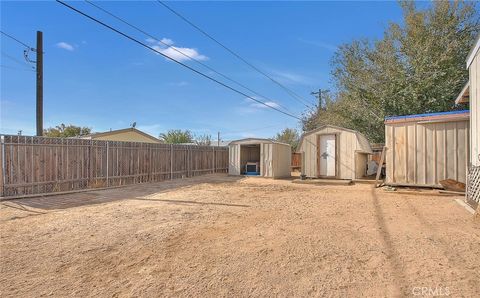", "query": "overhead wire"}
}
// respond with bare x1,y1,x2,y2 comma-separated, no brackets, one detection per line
56,0,302,121
1,51,35,69
84,0,295,115
156,0,317,108
0,65,35,72
0,31,35,50
221,123,293,136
